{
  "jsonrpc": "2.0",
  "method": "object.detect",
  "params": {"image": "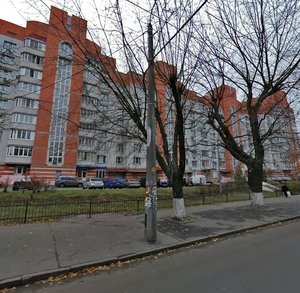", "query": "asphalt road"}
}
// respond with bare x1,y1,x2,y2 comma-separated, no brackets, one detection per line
17,220,300,293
